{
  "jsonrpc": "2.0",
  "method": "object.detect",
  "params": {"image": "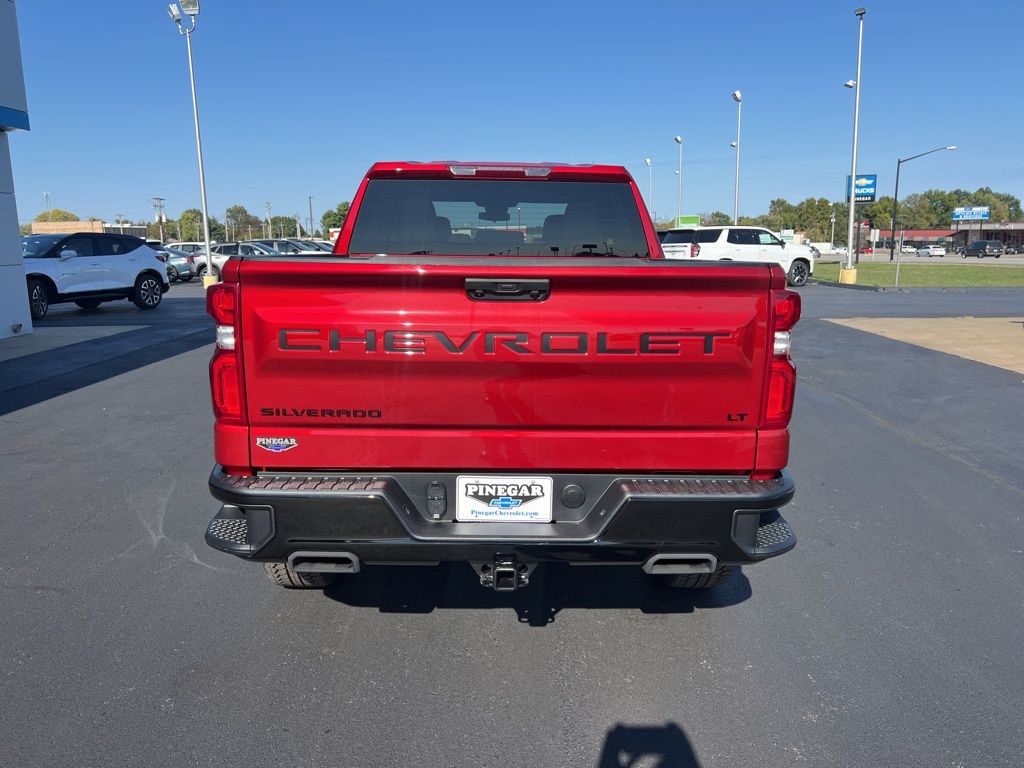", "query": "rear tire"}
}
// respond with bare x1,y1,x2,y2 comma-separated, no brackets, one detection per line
659,565,735,589
167,265,179,282
263,561,336,589
787,260,810,286
74,299,102,310
27,279,49,320
196,264,219,280
132,273,163,310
